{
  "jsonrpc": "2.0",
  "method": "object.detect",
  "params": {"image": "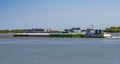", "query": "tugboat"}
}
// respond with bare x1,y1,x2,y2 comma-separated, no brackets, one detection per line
86,29,112,38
